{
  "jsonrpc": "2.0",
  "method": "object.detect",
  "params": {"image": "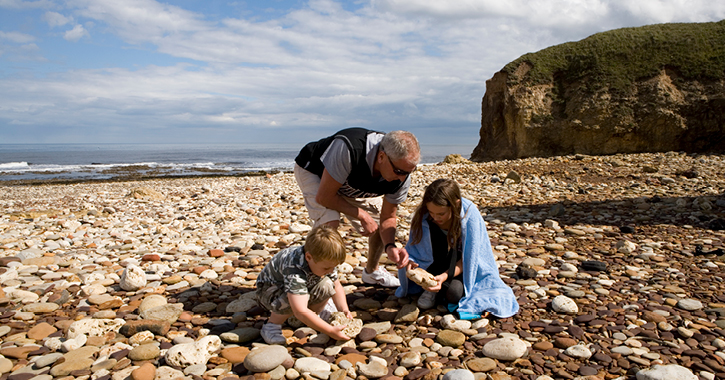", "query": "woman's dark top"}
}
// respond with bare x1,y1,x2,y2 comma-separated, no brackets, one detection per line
426,216,464,304
426,216,460,276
